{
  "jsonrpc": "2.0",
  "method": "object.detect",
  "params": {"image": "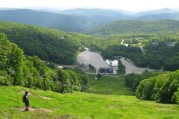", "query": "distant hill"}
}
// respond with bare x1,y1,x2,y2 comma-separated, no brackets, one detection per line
0,20,94,64
0,8,179,33
87,20,179,36
60,8,131,23
0,9,130,32
0,9,97,32
136,13,179,20
136,8,178,16
135,8,179,20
